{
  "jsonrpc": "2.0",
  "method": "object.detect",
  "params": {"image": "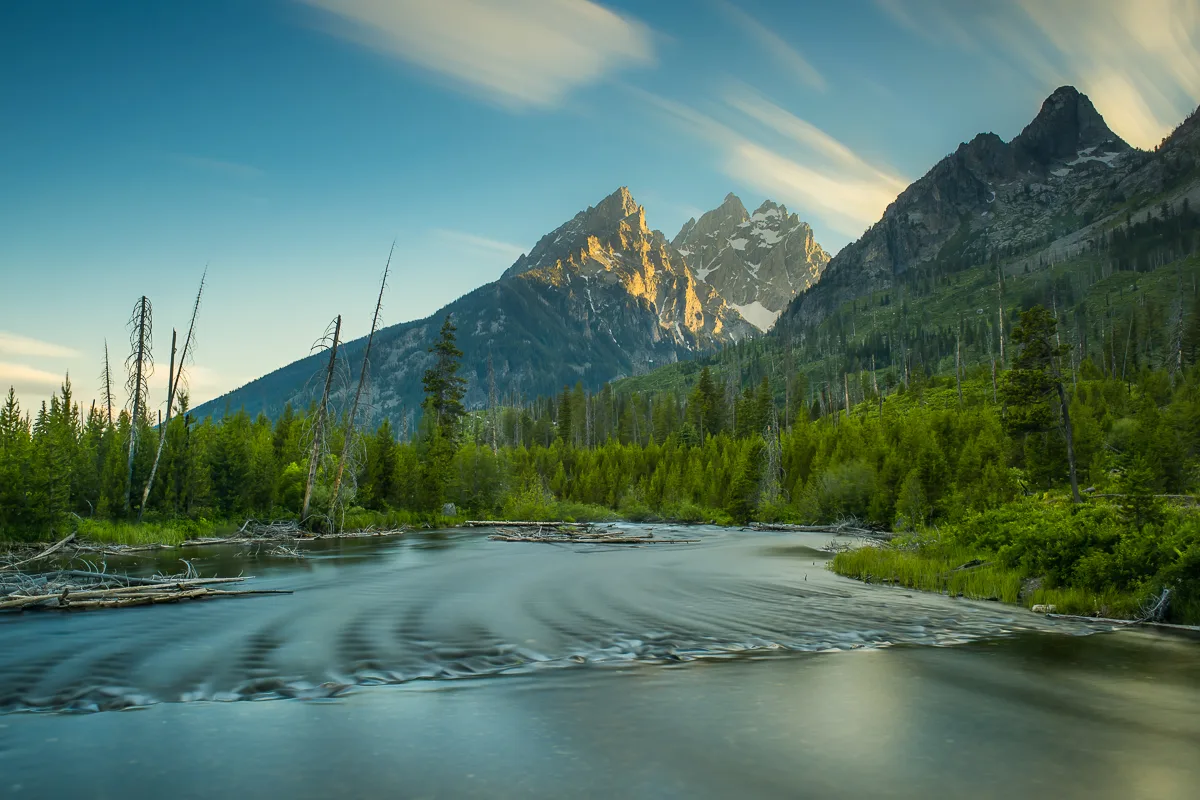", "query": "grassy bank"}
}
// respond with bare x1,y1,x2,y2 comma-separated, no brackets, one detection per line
829,497,1200,624
829,544,1144,618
